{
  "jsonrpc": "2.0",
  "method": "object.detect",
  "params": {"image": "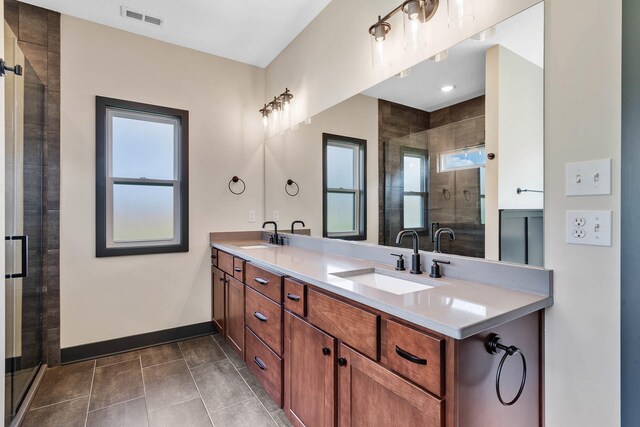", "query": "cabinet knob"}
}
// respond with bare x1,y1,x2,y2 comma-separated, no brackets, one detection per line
322,347,331,356
337,357,347,367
